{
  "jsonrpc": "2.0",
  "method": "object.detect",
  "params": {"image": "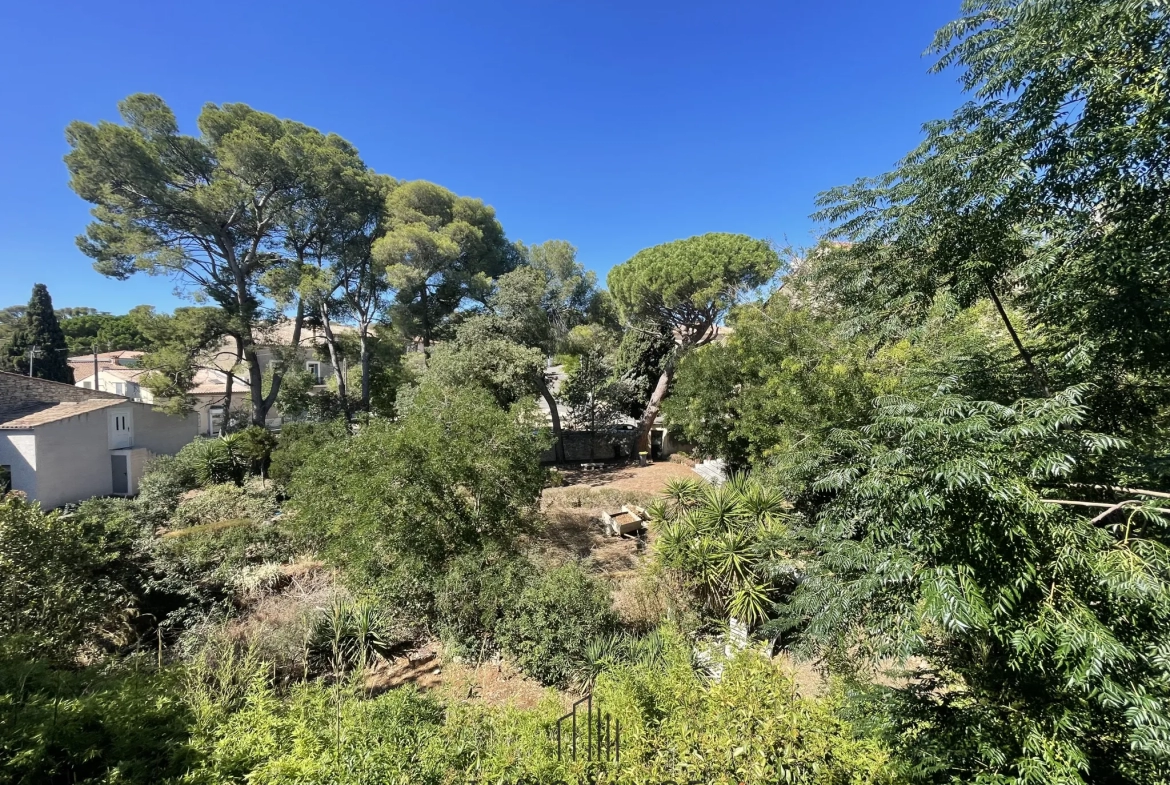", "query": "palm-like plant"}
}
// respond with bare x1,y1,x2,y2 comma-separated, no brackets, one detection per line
651,474,793,631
